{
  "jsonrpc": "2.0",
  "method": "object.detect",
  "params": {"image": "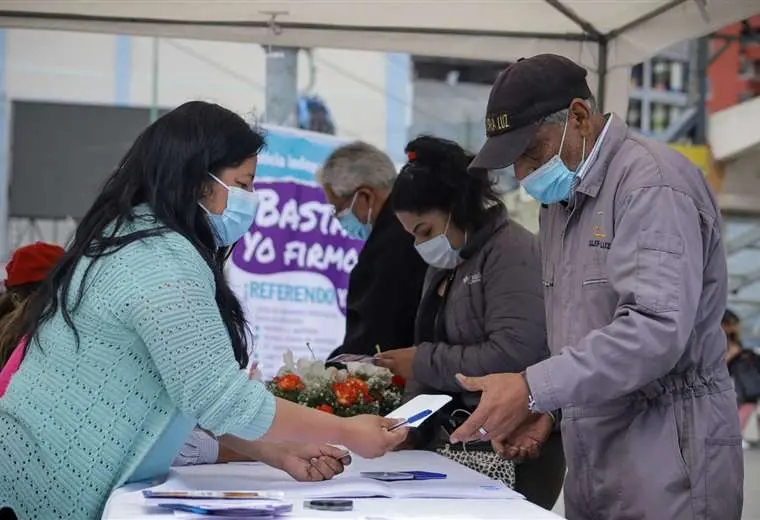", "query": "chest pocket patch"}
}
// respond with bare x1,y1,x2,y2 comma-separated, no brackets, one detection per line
635,231,684,313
